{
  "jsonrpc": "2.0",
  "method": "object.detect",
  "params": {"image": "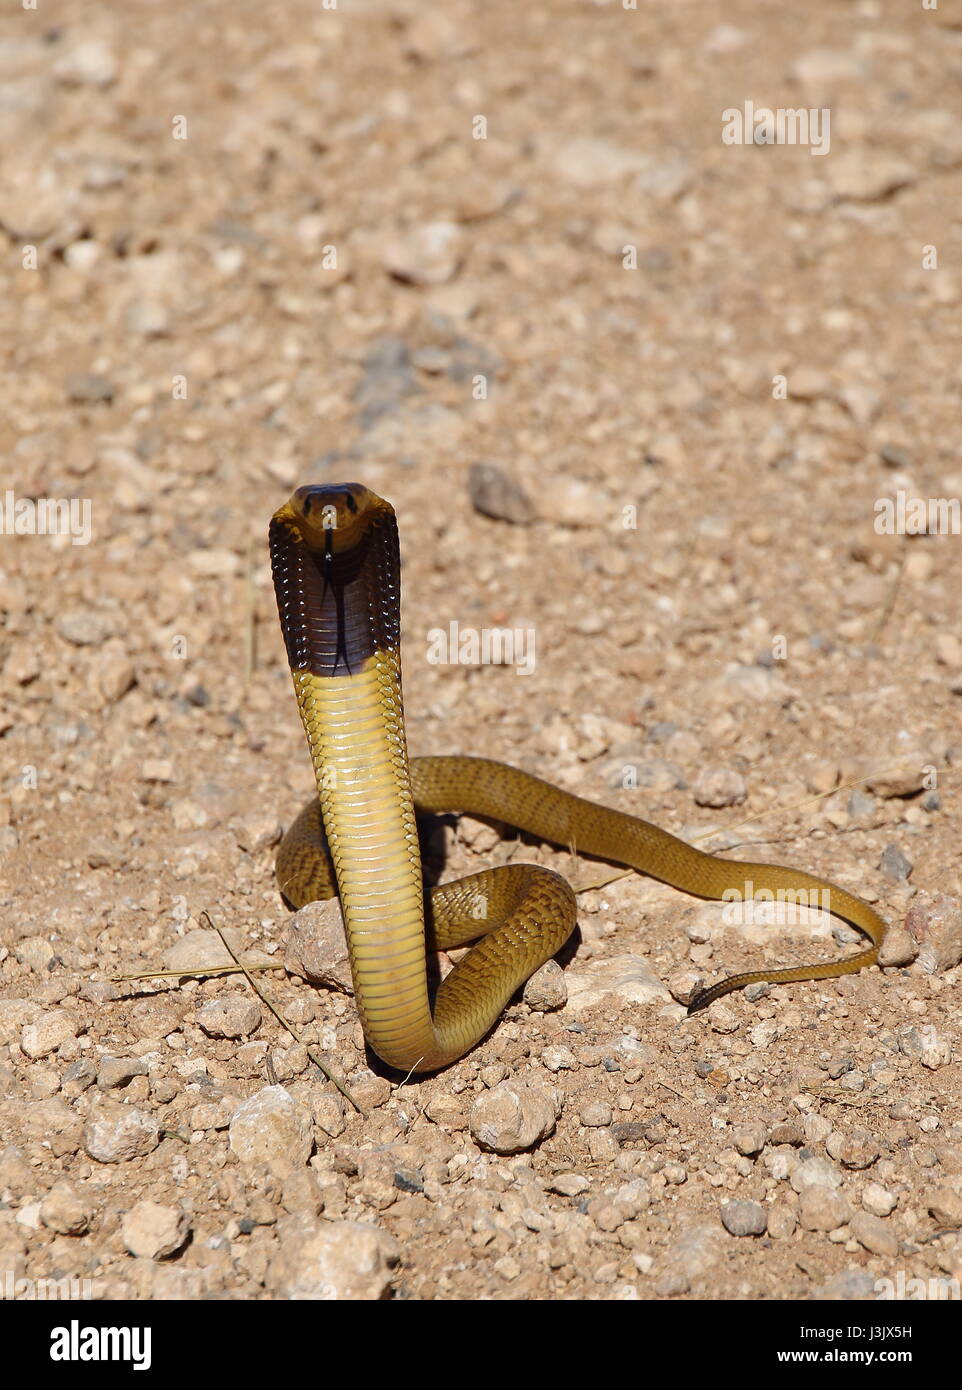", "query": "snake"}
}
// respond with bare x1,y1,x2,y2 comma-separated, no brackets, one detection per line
269,483,888,1074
